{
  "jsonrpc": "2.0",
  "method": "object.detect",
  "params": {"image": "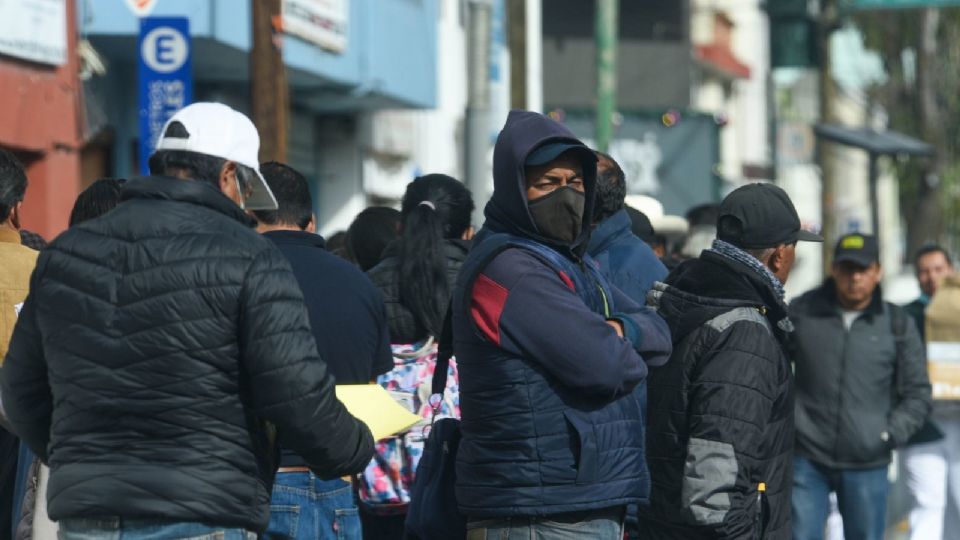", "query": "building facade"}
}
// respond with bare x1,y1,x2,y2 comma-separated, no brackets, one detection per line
80,0,438,236
0,0,84,240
